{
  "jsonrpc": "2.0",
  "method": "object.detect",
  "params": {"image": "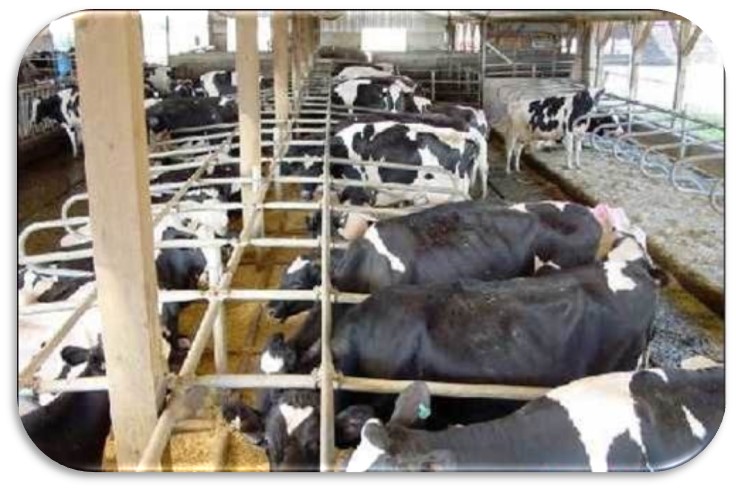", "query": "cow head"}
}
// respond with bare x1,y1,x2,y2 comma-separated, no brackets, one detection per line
346,382,455,472
259,333,297,374
267,257,321,321
223,392,375,472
